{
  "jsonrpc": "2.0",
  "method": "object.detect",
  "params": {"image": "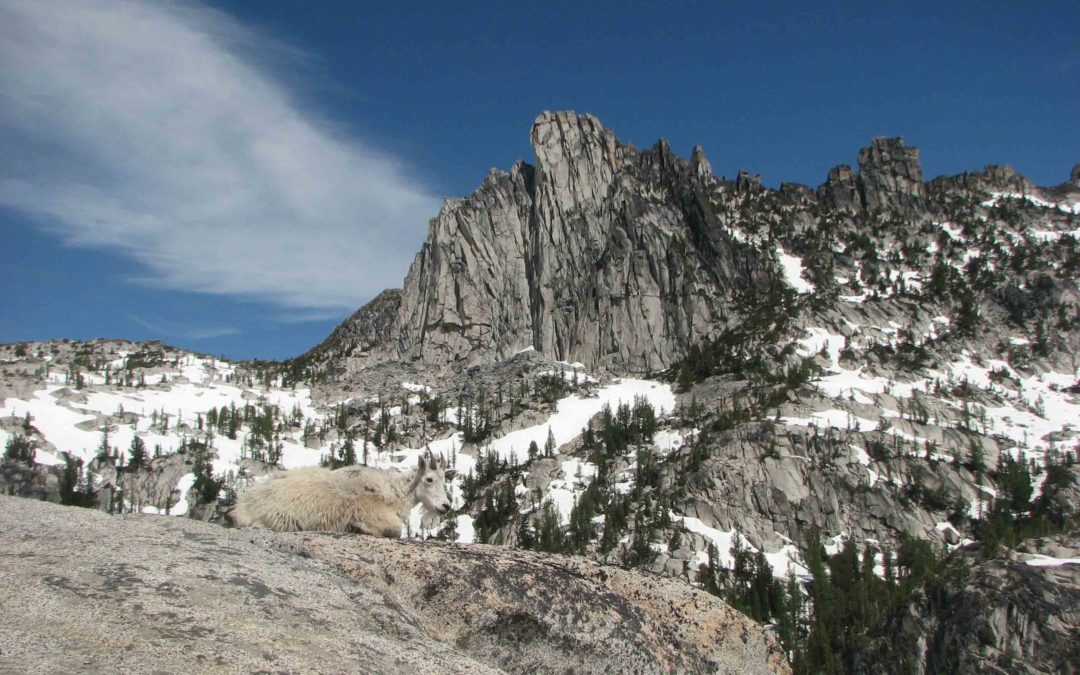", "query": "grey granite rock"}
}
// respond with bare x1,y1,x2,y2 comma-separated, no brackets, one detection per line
315,112,1048,377
313,111,767,374
857,136,927,214
0,496,790,674
818,164,862,213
